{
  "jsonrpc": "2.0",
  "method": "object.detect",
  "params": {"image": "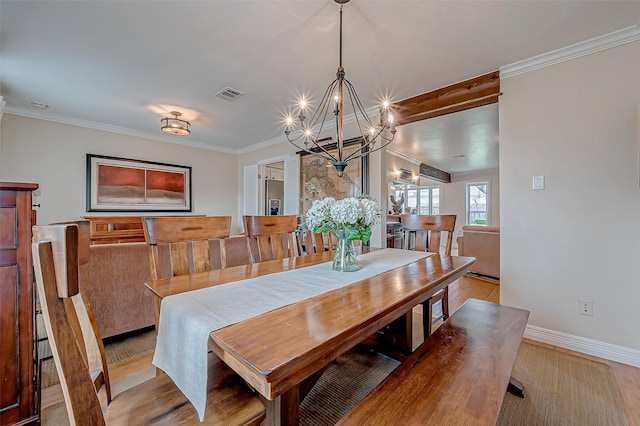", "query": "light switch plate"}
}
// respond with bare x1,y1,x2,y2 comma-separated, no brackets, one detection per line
533,175,545,190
